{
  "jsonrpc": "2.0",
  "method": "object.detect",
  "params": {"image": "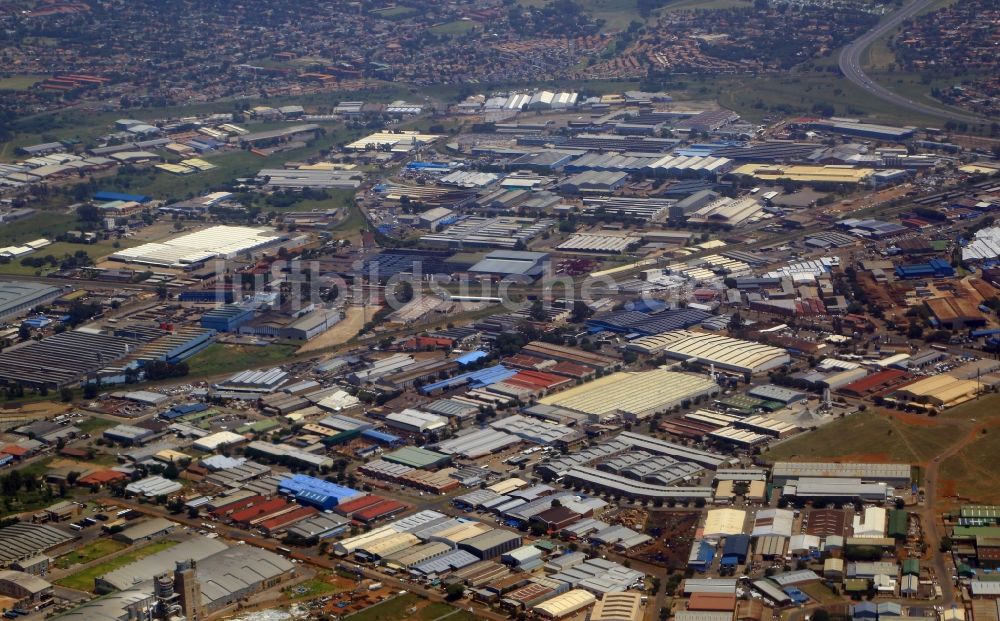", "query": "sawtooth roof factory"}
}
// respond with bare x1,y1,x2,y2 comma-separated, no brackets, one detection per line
626,330,790,375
